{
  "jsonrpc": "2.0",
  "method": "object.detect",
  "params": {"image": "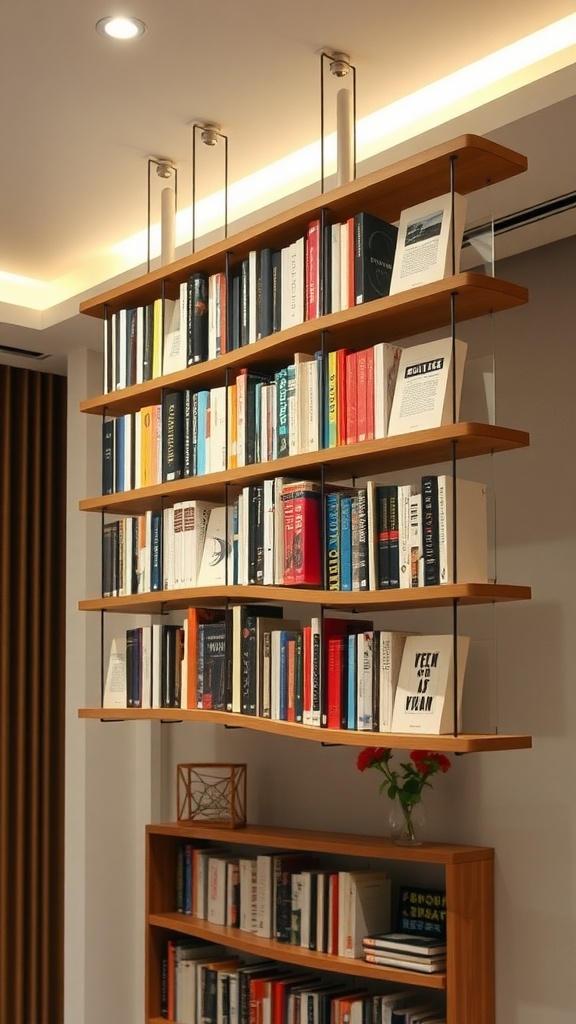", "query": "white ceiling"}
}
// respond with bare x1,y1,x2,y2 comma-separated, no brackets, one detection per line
2,0,576,375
